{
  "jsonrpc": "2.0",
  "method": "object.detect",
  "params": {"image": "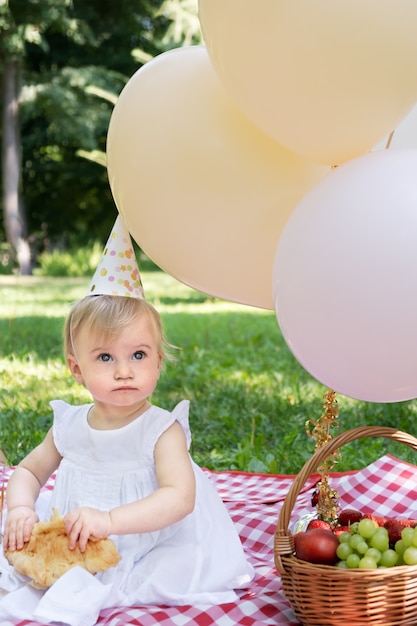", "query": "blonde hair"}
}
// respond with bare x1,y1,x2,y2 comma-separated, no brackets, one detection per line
64,296,174,365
